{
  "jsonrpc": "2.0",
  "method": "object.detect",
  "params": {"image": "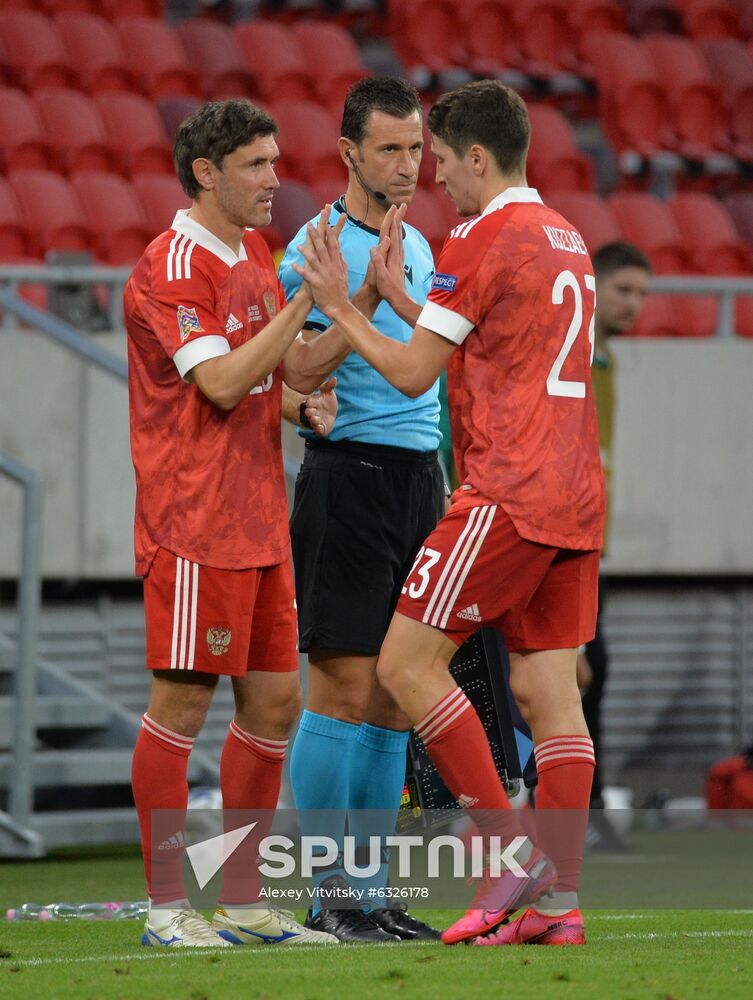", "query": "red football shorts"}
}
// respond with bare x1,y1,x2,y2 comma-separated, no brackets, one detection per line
395,498,600,652
142,548,299,676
